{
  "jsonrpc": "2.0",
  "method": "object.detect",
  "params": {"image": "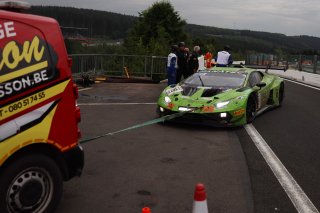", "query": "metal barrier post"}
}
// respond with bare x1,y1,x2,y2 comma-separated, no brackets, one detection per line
313,55,318,74
245,55,249,65
144,56,147,77
100,56,103,72
122,56,125,76
151,56,155,80
317,55,319,74
299,55,302,71
81,56,84,73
